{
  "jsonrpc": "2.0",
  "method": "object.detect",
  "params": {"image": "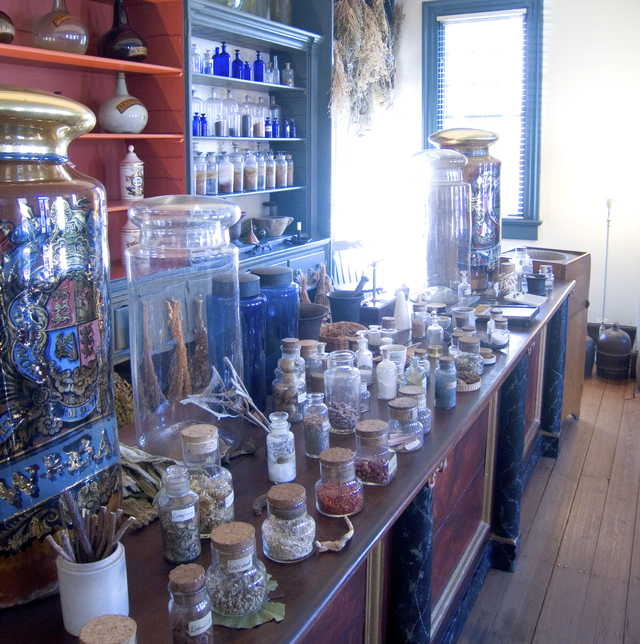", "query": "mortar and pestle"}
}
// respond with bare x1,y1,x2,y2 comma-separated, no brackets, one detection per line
327,276,369,323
